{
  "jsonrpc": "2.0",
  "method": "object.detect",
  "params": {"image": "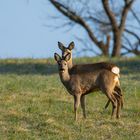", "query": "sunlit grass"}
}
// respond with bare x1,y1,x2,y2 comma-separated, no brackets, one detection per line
0,57,139,139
